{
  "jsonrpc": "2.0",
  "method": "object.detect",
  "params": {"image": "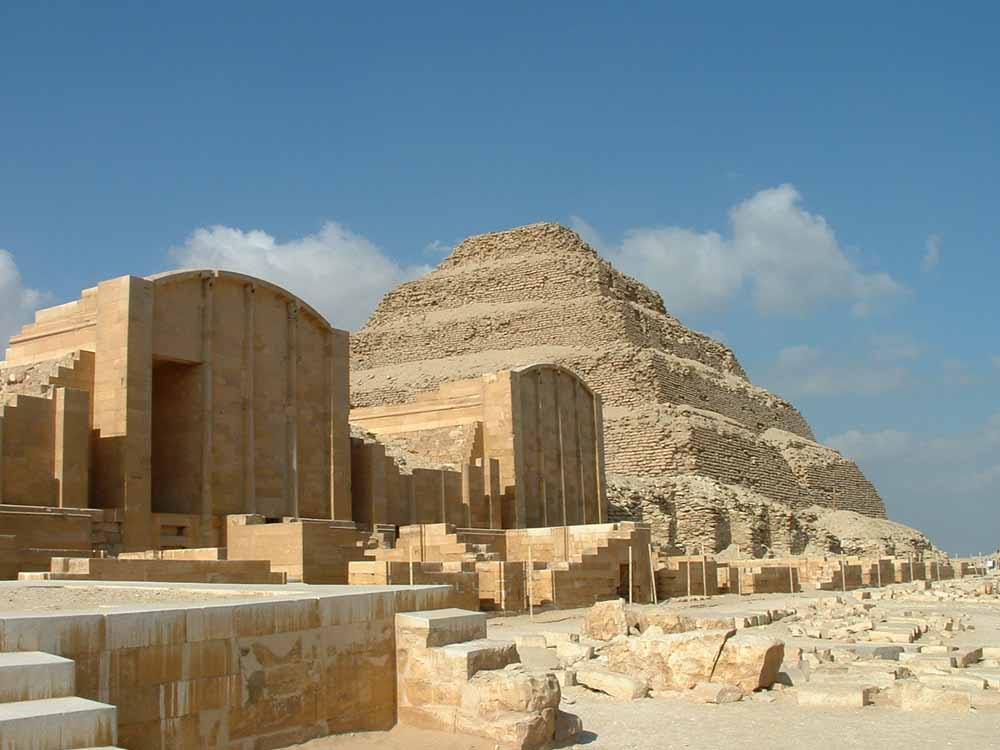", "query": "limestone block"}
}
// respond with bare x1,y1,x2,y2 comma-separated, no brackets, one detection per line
796,685,876,708
553,709,583,744
950,647,983,668
556,669,577,687
634,607,697,634
712,633,785,693
0,696,117,750
555,642,594,668
582,599,634,640
541,631,579,647
514,634,548,650
685,682,744,704
455,708,554,750
460,668,560,717
606,629,733,691
897,682,972,712
576,665,649,700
